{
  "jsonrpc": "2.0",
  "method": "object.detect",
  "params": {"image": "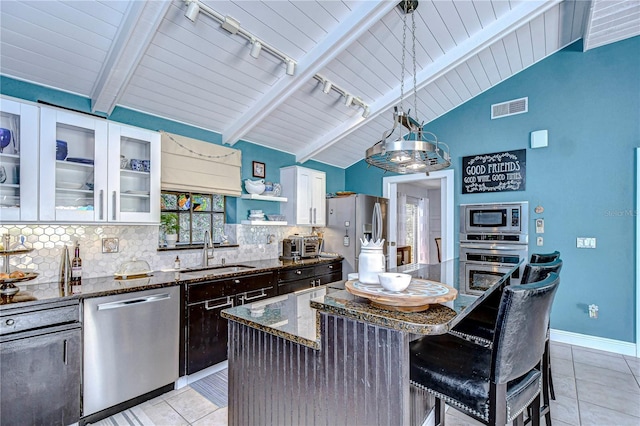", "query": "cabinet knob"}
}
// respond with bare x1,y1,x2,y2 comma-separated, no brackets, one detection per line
234,279,240,284
328,265,333,269
295,270,302,275
5,319,15,326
